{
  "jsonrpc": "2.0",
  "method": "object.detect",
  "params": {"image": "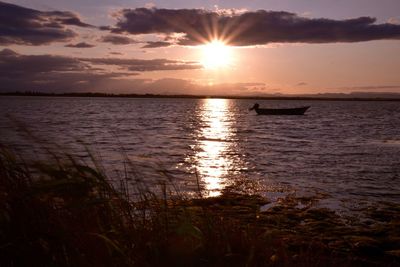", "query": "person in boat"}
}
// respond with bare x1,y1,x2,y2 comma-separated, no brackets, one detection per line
249,103,259,111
